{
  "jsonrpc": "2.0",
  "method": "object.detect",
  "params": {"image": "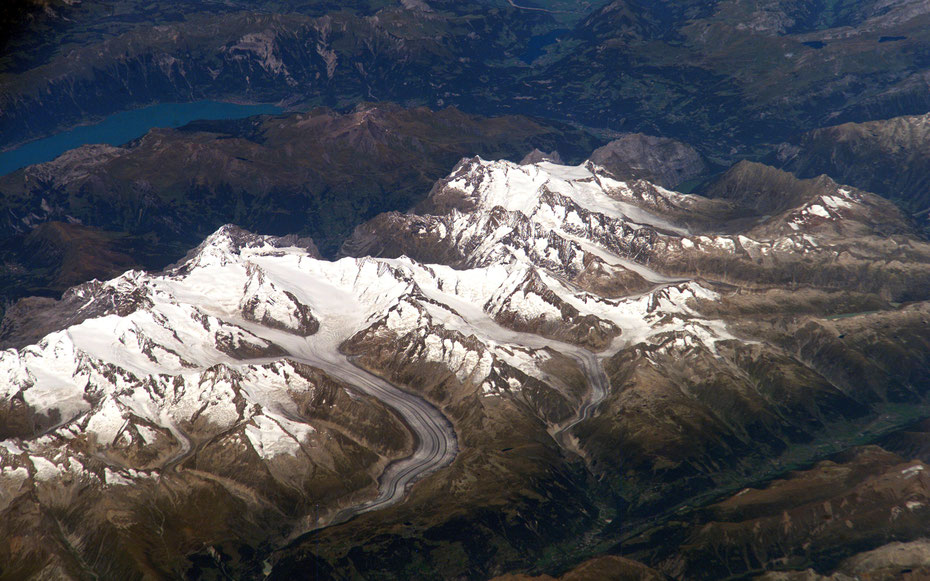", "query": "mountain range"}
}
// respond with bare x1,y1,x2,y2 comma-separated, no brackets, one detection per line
6,0,930,161
5,1,930,579
0,104,602,312
3,153,930,578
